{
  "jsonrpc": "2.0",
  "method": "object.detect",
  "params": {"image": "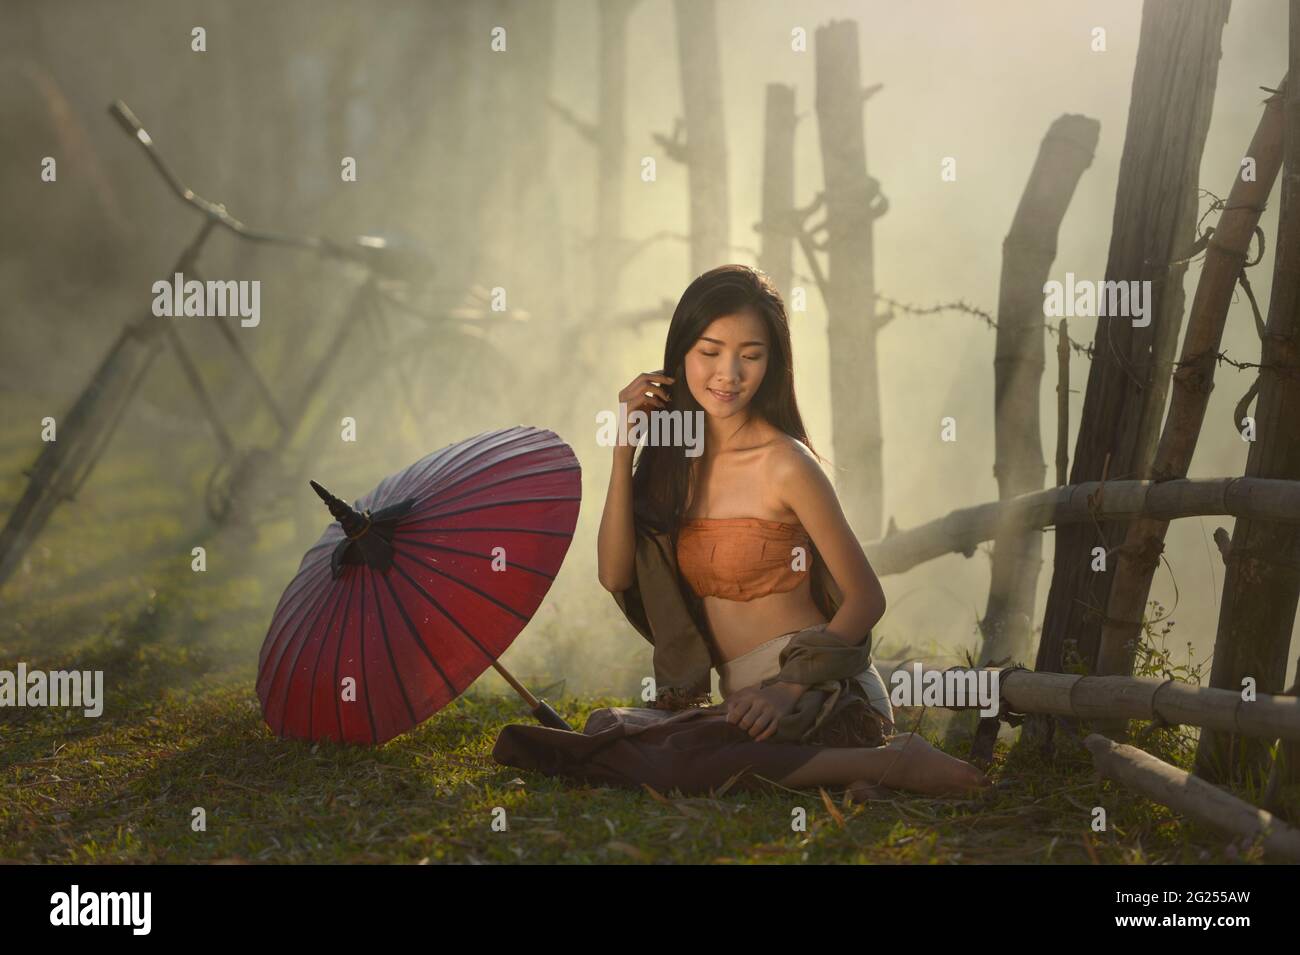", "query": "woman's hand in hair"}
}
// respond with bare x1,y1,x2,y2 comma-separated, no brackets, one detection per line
598,370,675,592
618,370,674,418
